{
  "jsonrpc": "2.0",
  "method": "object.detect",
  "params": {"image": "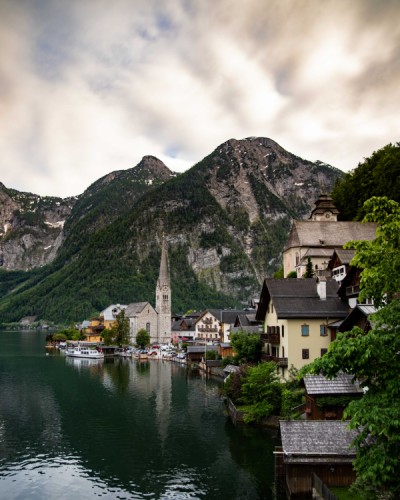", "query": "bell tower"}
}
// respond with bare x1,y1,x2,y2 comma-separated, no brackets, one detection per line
155,235,171,344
